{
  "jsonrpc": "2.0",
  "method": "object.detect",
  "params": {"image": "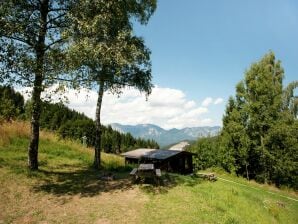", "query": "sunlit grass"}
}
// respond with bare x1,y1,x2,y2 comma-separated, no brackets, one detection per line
0,121,29,146
141,173,298,224
0,121,297,224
